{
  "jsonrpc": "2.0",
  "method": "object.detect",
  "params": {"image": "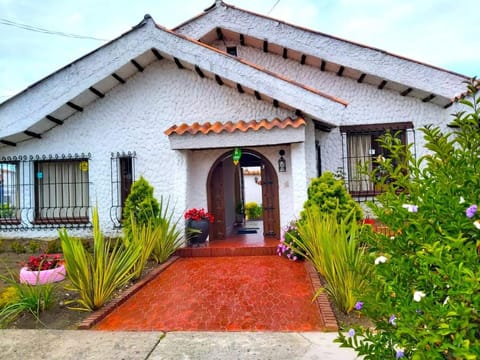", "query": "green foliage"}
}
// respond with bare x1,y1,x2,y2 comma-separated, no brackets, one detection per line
10,241,26,254
59,207,141,311
337,80,480,359
277,220,305,261
45,239,62,254
0,286,19,309
0,272,56,328
0,204,13,218
122,176,160,241
245,202,262,220
292,208,370,313
150,197,183,264
302,172,363,224
122,215,158,280
28,240,40,254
